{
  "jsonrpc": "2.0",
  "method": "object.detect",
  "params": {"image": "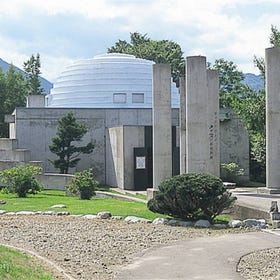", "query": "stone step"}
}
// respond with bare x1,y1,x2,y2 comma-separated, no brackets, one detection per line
0,149,31,162
0,138,18,151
